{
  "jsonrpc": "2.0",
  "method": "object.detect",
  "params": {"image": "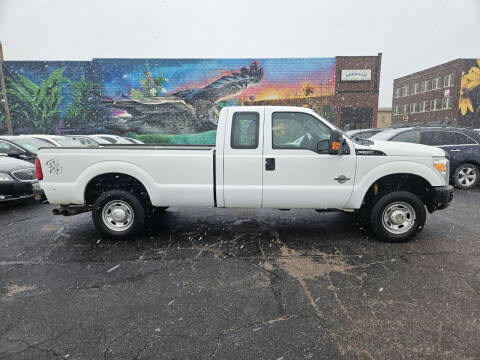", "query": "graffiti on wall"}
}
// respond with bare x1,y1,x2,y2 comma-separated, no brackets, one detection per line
0,58,336,143
458,59,480,128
